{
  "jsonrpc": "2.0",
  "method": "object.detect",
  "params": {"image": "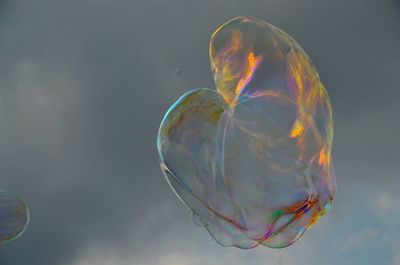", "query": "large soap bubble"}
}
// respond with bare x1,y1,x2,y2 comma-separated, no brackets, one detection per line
157,16,336,249
0,191,29,244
